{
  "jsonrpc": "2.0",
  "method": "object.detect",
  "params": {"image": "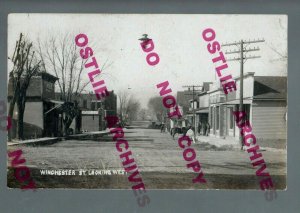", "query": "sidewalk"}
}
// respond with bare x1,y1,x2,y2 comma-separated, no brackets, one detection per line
196,135,239,149
195,134,286,151
66,130,110,140
8,137,59,146
7,130,111,146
